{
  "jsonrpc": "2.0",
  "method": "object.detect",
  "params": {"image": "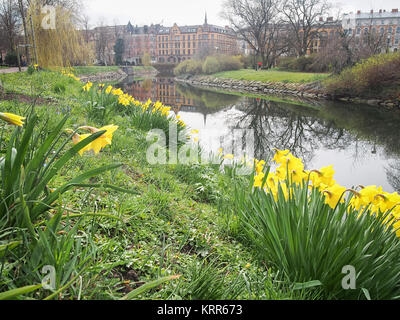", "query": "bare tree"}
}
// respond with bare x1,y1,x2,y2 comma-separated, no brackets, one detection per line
0,0,20,51
221,0,285,68
315,16,390,74
281,0,332,57
94,18,110,65
80,13,91,43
